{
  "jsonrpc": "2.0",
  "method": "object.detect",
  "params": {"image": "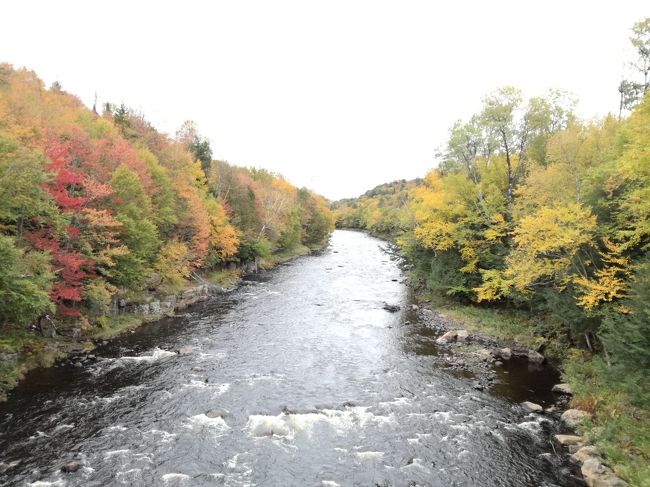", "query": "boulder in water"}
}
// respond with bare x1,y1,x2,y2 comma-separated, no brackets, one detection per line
552,383,573,395
382,303,401,312
522,401,544,413
527,350,545,364
61,460,81,473
496,347,512,360
205,409,228,419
